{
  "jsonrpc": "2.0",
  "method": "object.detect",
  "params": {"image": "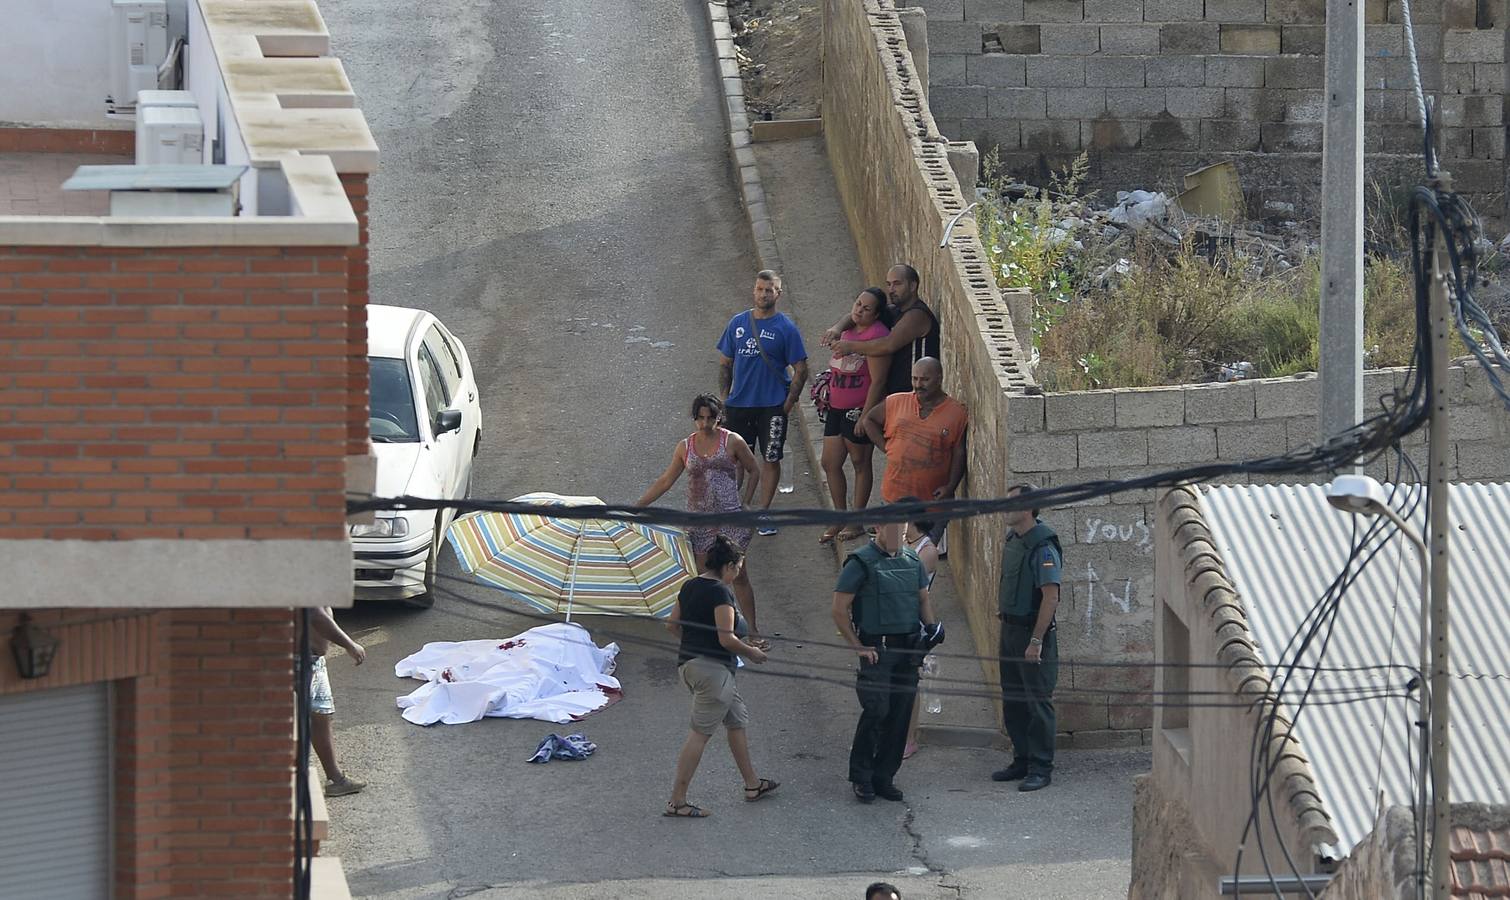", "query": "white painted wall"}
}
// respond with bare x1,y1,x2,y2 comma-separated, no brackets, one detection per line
1,0,117,127
185,0,260,213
